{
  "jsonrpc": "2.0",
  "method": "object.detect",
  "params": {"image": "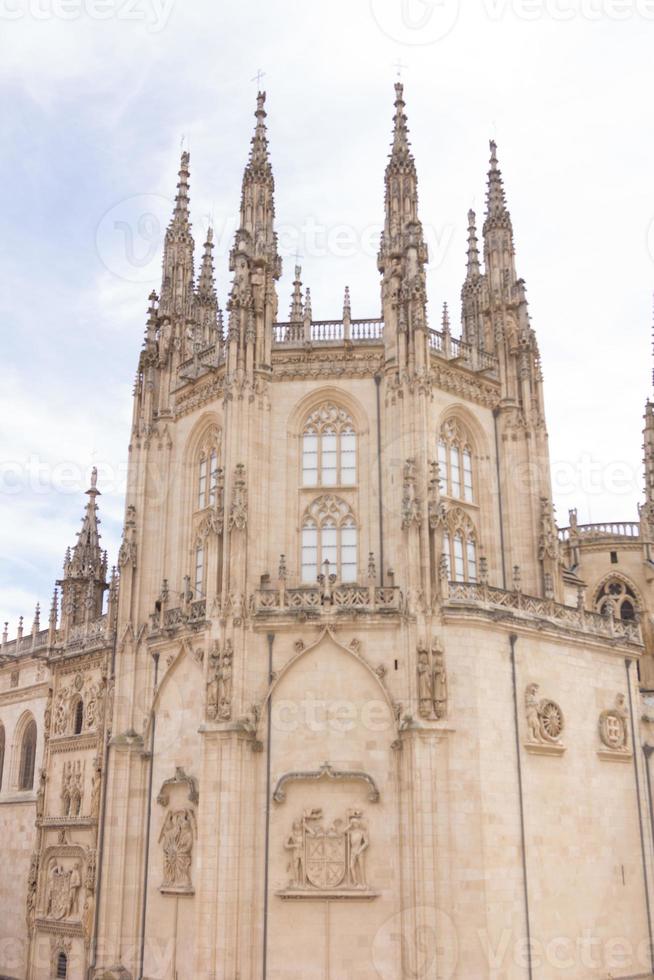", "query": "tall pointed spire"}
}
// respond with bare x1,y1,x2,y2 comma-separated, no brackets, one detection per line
465,209,481,280
642,298,654,530
484,140,513,236
159,150,195,320
197,227,217,302
289,265,303,322
58,467,107,627
378,83,429,371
